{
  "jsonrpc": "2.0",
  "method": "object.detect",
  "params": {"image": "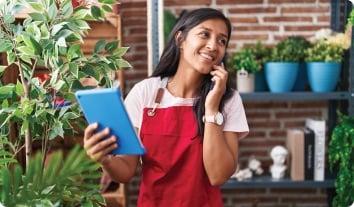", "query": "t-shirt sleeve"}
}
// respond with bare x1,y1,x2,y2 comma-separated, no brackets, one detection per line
124,82,144,129
223,91,249,139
